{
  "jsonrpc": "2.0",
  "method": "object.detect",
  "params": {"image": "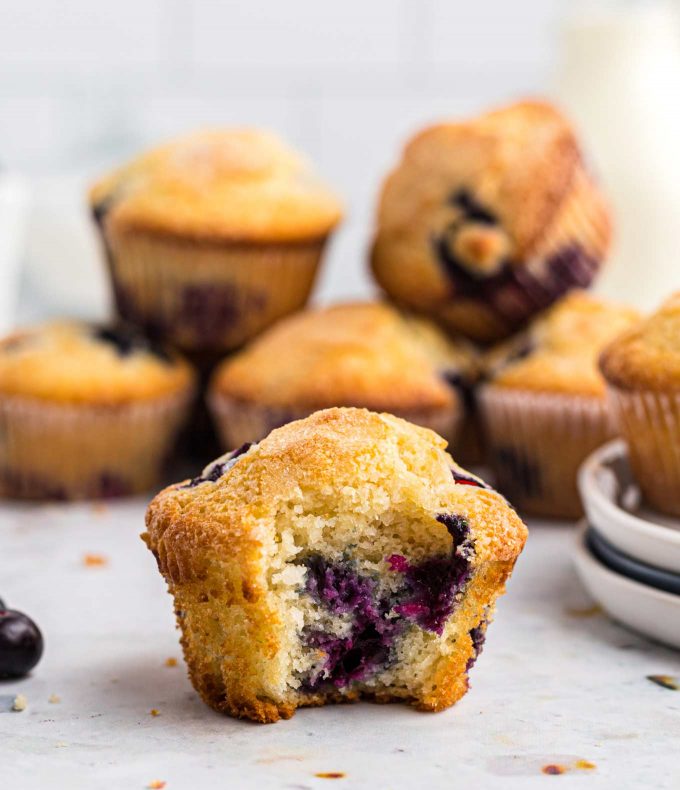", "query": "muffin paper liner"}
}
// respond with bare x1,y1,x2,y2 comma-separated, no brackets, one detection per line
101,226,328,353
606,386,680,517
479,385,615,519
0,391,192,500
208,392,463,451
